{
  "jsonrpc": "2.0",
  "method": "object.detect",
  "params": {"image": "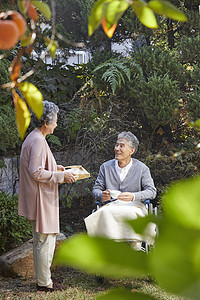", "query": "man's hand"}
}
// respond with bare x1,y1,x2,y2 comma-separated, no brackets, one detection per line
63,171,77,183
57,165,65,171
102,189,111,201
118,192,134,202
